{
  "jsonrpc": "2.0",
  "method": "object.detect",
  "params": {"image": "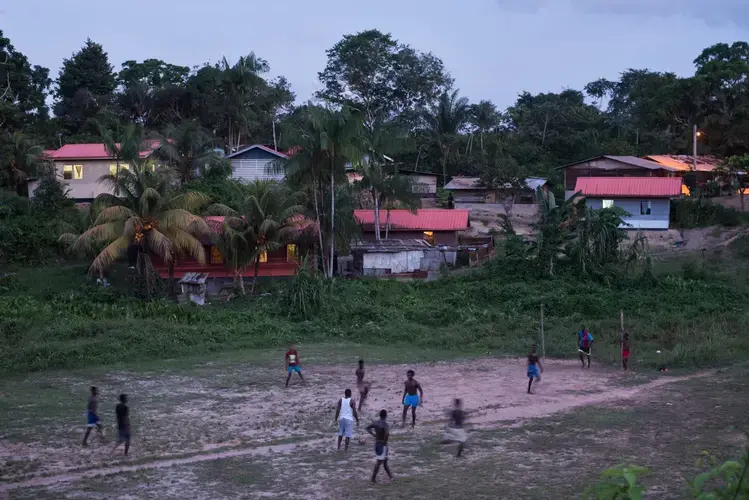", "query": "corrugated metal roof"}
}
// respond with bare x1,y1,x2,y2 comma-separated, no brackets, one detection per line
644,155,721,173
354,209,470,231
574,177,683,198
444,177,482,190
524,177,548,190
51,143,158,160
558,155,664,170
350,239,433,253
